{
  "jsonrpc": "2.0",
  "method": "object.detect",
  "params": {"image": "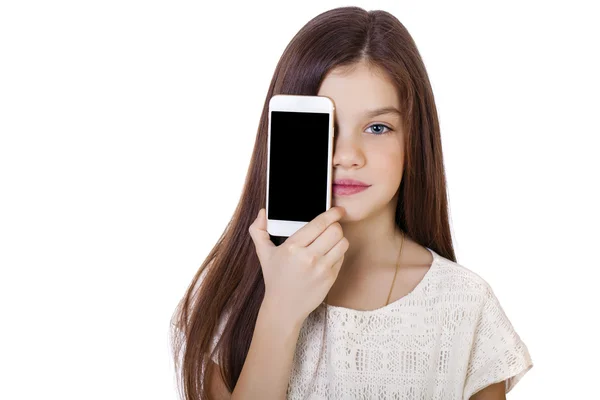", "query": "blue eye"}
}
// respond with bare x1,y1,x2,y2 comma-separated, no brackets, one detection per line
366,123,392,135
